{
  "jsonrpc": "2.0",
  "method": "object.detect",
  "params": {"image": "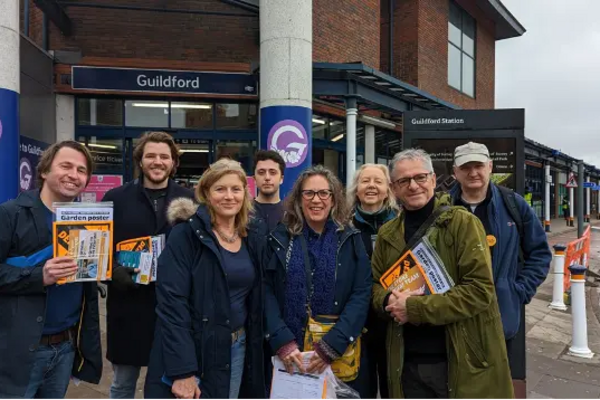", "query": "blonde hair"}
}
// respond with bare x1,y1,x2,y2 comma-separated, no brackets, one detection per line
283,165,350,235
195,158,253,237
347,163,399,213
